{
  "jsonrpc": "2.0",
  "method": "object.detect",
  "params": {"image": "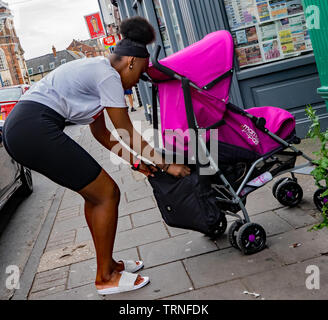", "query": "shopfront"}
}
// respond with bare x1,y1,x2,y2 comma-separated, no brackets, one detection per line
115,0,327,137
